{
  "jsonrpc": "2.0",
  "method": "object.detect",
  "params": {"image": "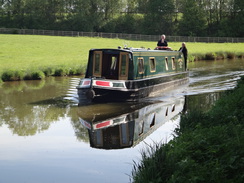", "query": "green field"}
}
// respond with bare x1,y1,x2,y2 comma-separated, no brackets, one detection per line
0,34,244,81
